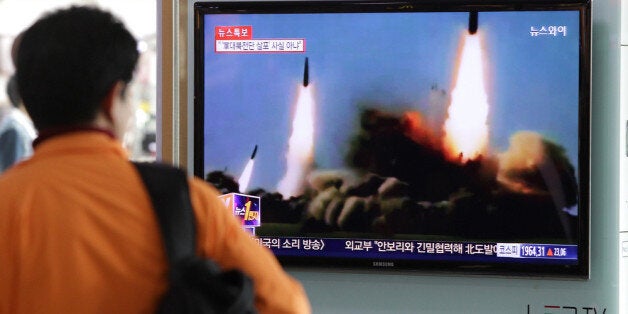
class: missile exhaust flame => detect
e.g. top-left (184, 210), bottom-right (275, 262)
top-left (442, 32), bottom-right (490, 163)
top-left (238, 159), bottom-right (255, 193)
top-left (277, 85), bottom-right (315, 198)
top-left (238, 145), bottom-right (258, 193)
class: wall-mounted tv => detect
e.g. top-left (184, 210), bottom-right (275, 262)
top-left (193, 0), bottom-right (591, 277)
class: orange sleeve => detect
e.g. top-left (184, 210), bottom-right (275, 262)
top-left (188, 178), bottom-right (311, 314)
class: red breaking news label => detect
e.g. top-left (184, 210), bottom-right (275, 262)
top-left (215, 26), bottom-right (253, 40)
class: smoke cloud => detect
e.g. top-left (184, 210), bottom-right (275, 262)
top-left (496, 131), bottom-right (578, 208)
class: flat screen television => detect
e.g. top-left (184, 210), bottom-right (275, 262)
top-left (193, 0), bottom-right (591, 277)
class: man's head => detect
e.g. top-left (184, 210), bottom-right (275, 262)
top-left (16, 6), bottom-right (139, 134)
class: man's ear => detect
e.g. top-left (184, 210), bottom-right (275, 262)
top-left (101, 81), bottom-right (125, 122)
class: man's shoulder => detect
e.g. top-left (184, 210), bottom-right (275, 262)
top-left (188, 176), bottom-right (222, 199)
top-left (187, 176), bottom-right (233, 221)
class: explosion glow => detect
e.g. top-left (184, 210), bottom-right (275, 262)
top-left (442, 32), bottom-right (490, 162)
top-left (277, 86), bottom-right (316, 198)
top-left (402, 111), bottom-right (438, 149)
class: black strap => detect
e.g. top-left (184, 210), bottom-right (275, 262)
top-left (133, 162), bottom-right (196, 266)
top-left (133, 162), bottom-right (258, 314)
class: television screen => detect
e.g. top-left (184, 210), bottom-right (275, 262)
top-left (193, 0), bottom-right (591, 277)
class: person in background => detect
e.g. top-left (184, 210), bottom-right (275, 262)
top-left (0, 31), bottom-right (35, 174)
top-left (0, 74), bottom-right (36, 173)
top-left (0, 6), bottom-right (310, 314)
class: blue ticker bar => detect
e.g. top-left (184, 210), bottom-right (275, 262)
top-left (255, 237), bottom-right (579, 264)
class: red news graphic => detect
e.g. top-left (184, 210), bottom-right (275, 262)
top-left (214, 25), bottom-right (306, 54)
top-left (215, 26), bottom-right (253, 40)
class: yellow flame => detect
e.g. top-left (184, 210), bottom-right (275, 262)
top-left (277, 86), bottom-right (315, 198)
top-left (443, 32), bottom-right (489, 162)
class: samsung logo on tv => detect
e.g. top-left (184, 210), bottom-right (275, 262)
top-left (372, 261), bottom-right (394, 267)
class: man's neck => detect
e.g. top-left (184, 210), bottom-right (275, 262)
top-left (33, 125), bottom-right (115, 148)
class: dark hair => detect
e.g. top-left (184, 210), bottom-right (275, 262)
top-left (16, 6), bottom-right (139, 130)
top-left (6, 75), bottom-right (20, 108)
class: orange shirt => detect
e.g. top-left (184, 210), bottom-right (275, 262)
top-left (0, 131), bottom-right (310, 314)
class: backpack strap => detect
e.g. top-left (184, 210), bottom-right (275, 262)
top-left (133, 162), bottom-right (258, 314)
top-left (132, 162), bottom-right (196, 266)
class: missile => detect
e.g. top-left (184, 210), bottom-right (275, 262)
top-left (469, 11), bottom-right (478, 34)
top-left (250, 144), bottom-right (258, 159)
top-left (303, 57), bottom-right (309, 87)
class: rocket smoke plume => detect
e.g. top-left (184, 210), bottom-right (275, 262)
top-left (496, 130), bottom-right (577, 203)
top-left (277, 86), bottom-right (316, 198)
top-left (238, 145), bottom-right (258, 193)
top-left (496, 130), bottom-right (579, 239)
top-left (496, 131), bottom-right (545, 193)
top-left (238, 159), bottom-right (255, 193)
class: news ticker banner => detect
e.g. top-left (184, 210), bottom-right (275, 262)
top-left (254, 237), bottom-right (579, 263)
top-left (213, 25), bottom-right (305, 53)
top-left (216, 192), bottom-right (577, 263)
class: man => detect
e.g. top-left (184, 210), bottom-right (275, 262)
top-left (0, 6), bottom-right (310, 314)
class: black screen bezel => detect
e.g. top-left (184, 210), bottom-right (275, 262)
top-left (193, 0), bottom-right (591, 278)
